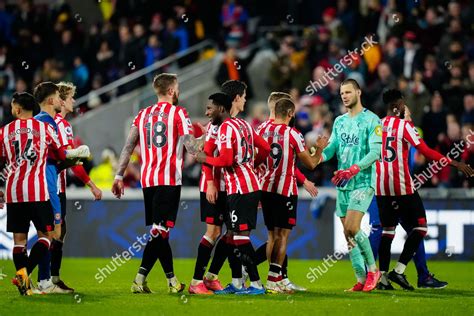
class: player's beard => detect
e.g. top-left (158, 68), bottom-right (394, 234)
top-left (173, 92), bottom-right (179, 105)
top-left (344, 96), bottom-right (358, 109)
top-left (289, 116), bottom-right (296, 127)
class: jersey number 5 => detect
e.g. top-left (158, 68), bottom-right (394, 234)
top-left (384, 136), bottom-right (396, 163)
top-left (145, 122), bottom-right (167, 148)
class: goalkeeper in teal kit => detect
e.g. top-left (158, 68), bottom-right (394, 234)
top-left (319, 79), bottom-right (382, 292)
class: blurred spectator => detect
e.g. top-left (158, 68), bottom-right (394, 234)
top-left (89, 147), bottom-right (117, 190)
top-left (221, 0), bottom-right (249, 47)
top-left (322, 7), bottom-right (348, 47)
top-left (461, 94), bottom-right (474, 125)
top-left (144, 34), bottom-right (163, 68)
top-left (215, 45), bottom-right (257, 99)
top-left (72, 57), bottom-right (89, 96)
top-left (421, 92), bottom-right (447, 148)
top-left (422, 54), bottom-right (444, 94)
top-left (399, 31), bottom-right (423, 79)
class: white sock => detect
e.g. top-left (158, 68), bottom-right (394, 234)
top-left (205, 272), bottom-right (218, 281)
top-left (394, 262), bottom-right (406, 274)
top-left (39, 278), bottom-right (52, 289)
top-left (135, 273), bottom-right (146, 284)
top-left (250, 281), bottom-right (263, 289)
top-left (191, 279), bottom-right (203, 286)
top-left (232, 278), bottom-right (242, 289)
top-left (368, 263), bottom-right (377, 273)
top-left (168, 276), bottom-right (178, 287)
top-left (357, 276), bottom-right (366, 284)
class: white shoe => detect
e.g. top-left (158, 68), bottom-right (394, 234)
top-left (281, 278), bottom-right (307, 292)
top-left (265, 281), bottom-right (287, 294)
top-left (36, 280), bottom-right (71, 294)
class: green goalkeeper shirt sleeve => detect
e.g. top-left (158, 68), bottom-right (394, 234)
top-left (355, 117), bottom-right (382, 170)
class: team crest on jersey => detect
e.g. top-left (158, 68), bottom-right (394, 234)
top-left (219, 134), bottom-right (227, 142)
top-left (212, 126), bottom-right (218, 133)
top-left (186, 118), bottom-right (192, 126)
top-left (375, 125), bottom-right (382, 136)
top-left (65, 126), bottom-right (73, 135)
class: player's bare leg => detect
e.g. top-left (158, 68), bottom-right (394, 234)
top-left (343, 211), bottom-right (380, 292)
top-left (190, 224), bottom-right (221, 294)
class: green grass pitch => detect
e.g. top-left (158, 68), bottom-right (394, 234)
top-left (0, 258), bottom-right (473, 315)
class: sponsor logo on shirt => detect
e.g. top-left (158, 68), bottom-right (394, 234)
top-left (340, 133), bottom-right (359, 145)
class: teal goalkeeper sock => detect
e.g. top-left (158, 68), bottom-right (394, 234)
top-left (349, 246), bottom-right (366, 283)
top-left (355, 230), bottom-right (377, 272)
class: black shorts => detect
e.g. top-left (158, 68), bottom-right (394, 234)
top-left (200, 191), bottom-right (227, 226)
top-left (143, 185), bottom-right (181, 228)
top-left (7, 201), bottom-right (54, 233)
top-left (227, 191), bottom-right (260, 232)
top-left (261, 191), bottom-right (298, 230)
top-left (59, 192), bottom-right (67, 224)
top-left (376, 191), bottom-right (427, 228)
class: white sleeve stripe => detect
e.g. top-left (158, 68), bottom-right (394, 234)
top-left (405, 122), bottom-right (420, 146)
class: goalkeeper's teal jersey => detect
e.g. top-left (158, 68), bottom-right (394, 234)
top-left (322, 108), bottom-right (382, 191)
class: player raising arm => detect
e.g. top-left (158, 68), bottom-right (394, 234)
top-left (376, 89), bottom-right (474, 290)
top-left (258, 97), bottom-right (327, 293)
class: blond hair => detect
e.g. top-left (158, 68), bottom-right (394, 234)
top-left (153, 73), bottom-right (178, 96)
top-left (57, 82), bottom-right (76, 101)
top-left (267, 91), bottom-right (292, 110)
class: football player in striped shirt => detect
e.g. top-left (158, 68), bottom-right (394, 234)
top-left (320, 79), bottom-right (382, 292)
top-left (189, 92), bottom-right (233, 294)
top-left (195, 80), bottom-right (271, 295)
top-left (0, 92), bottom-right (87, 295)
top-left (46, 82), bottom-right (102, 292)
top-left (113, 73), bottom-right (194, 294)
top-left (33, 82), bottom-right (91, 294)
top-left (376, 89), bottom-right (474, 290)
top-left (253, 91), bottom-right (318, 292)
top-left (259, 97), bottom-right (327, 293)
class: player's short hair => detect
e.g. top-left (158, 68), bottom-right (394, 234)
top-left (34, 81), bottom-right (59, 104)
top-left (57, 81), bottom-right (76, 101)
top-left (274, 98), bottom-right (295, 118)
top-left (340, 78), bottom-right (361, 91)
top-left (12, 92), bottom-right (37, 112)
top-left (209, 92), bottom-right (232, 112)
top-left (267, 91), bottom-right (292, 105)
top-left (221, 80), bottom-right (247, 101)
top-left (153, 73), bottom-right (178, 96)
top-left (382, 89), bottom-right (403, 111)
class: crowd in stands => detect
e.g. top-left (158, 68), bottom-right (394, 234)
top-left (1, 0), bottom-right (473, 189)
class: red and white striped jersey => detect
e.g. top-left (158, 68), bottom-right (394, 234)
top-left (256, 119), bottom-right (273, 134)
top-left (132, 102), bottom-right (193, 188)
top-left (216, 117), bottom-right (260, 194)
top-left (0, 118), bottom-right (62, 203)
top-left (259, 122), bottom-right (306, 196)
top-left (199, 123), bottom-right (225, 192)
top-left (376, 116), bottom-right (421, 196)
top-left (55, 113), bottom-right (74, 193)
